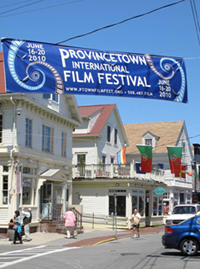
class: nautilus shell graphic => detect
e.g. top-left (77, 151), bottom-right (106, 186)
top-left (7, 40), bottom-right (64, 94)
top-left (145, 54), bottom-right (186, 102)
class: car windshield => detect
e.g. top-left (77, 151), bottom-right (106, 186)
top-left (172, 206), bottom-right (196, 214)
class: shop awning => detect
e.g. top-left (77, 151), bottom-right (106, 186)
top-left (37, 169), bottom-right (71, 189)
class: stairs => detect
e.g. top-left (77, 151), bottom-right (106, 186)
top-left (39, 207), bottom-right (83, 234)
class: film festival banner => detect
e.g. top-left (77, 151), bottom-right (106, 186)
top-left (1, 38), bottom-right (187, 103)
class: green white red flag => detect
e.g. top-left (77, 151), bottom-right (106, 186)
top-left (137, 145), bottom-right (152, 173)
top-left (167, 146), bottom-right (182, 173)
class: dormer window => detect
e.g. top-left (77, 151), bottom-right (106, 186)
top-left (142, 131), bottom-right (160, 149)
top-left (145, 139), bottom-right (152, 146)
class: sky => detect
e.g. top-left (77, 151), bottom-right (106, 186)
top-left (1, 0), bottom-right (200, 145)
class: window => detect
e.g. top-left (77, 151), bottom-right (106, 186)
top-left (22, 178), bottom-right (32, 205)
top-left (43, 94), bottom-right (59, 103)
top-left (2, 176), bottom-right (8, 204)
top-left (43, 94), bottom-right (50, 99)
top-left (111, 157), bottom-right (114, 164)
top-left (77, 154), bottom-right (86, 177)
top-left (61, 132), bottom-right (67, 157)
top-left (145, 139), bottom-right (152, 146)
top-left (132, 189), bottom-right (145, 216)
top-left (182, 141), bottom-right (186, 154)
top-left (102, 155), bottom-right (106, 164)
top-left (77, 154), bottom-right (86, 164)
top-left (0, 115), bottom-right (3, 143)
top-left (114, 129), bottom-right (118, 145)
top-left (109, 195), bottom-right (126, 217)
top-left (153, 196), bottom-right (163, 216)
top-left (25, 118), bottom-right (32, 148)
top-left (163, 192), bottom-right (170, 199)
top-left (107, 126), bottom-right (111, 142)
top-left (3, 166), bottom-right (8, 172)
top-left (180, 193), bottom-right (185, 204)
top-left (42, 125), bottom-right (54, 153)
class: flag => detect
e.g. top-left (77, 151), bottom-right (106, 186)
top-left (167, 146), bottom-right (182, 173)
top-left (135, 163), bottom-right (146, 174)
top-left (137, 145), bottom-right (152, 173)
top-left (175, 165), bottom-right (187, 178)
top-left (117, 147), bottom-right (126, 165)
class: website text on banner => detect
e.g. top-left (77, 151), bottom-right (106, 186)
top-left (1, 38), bottom-right (187, 103)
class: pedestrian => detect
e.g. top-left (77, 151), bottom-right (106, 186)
top-left (21, 207), bottom-right (32, 241)
top-left (64, 207), bottom-right (77, 239)
top-left (131, 208), bottom-right (141, 238)
top-left (12, 210), bottom-right (23, 244)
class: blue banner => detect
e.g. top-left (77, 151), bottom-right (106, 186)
top-left (1, 38), bottom-right (187, 103)
top-left (135, 163), bottom-right (146, 174)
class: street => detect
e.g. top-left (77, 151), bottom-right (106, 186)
top-left (0, 232), bottom-right (200, 269)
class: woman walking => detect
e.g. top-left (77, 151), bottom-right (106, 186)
top-left (12, 210), bottom-right (23, 244)
top-left (64, 207), bottom-right (76, 239)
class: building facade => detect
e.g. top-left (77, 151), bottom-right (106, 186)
top-left (0, 53), bottom-right (82, 232)
top-left (124, 120), bottom-right (193, 216)
top-left (72, 104), bottom-right (166, 228)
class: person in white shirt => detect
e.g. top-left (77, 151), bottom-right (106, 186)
top-left (21, 208), bottom-right (32, 241)
top-left (131, 208), bottom-right (141, 238)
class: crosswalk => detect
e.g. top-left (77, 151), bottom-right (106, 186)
top-left (0, 245), bottom-right (77, 268)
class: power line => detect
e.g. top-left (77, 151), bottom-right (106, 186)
top-left (192, 0), bottom-right (200, 32)
top-left (190, 0), bottom-right (200, 45)
top-left (0, 0), bottom-right (32, 9)
top-left (56, 0), bottom-right (185, 44)
top-left (0, 0), bottom-right (44, 16)
top-left (0, 0), bottom-right (83, 19)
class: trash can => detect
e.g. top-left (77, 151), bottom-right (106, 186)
top-left (8, 222), bottom-right (15, 241)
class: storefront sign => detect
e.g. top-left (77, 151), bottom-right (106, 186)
top-left (1, 38), bottom-right (187, 103)
top-left (154, 187), bottom-right (165, 196)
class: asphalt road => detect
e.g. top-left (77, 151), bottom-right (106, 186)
top-left (0, 232), bottom-right (199, 269)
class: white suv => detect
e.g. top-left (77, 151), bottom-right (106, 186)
top-left (164, 204), bottom-right (200, 225)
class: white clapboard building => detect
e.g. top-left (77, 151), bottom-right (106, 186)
top-left (0, 52), bottom-right (82, 233)
top-left (72, 104), bottom-right (166, 228)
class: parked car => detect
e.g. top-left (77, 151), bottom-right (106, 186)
top-left (163, 204), bottom-right (200, 225)
top-left (162, 215), bottom-right (200, 256)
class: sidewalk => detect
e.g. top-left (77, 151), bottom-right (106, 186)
top-left (0, 225), bottom-right (164, 247)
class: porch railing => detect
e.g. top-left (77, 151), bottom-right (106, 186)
top-left (40, 204), bottom-right (63, 221)
top-left (73, 163), bottom-right (165, 182)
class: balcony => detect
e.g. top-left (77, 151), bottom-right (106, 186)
top-left (72, 163), bottom-right (165, 182)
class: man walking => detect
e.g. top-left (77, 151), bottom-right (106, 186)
top-left (22, 208), bottom-right (32, 241)
top-left (131, 208), bottom-right (141, 238)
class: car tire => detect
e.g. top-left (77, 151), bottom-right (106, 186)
top-left (180, 238), bottom-right (199, 256)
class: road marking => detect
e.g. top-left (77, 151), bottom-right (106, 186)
top-left (93, 238), bottom-right (115, 246)
top-left (0, 246), bottom-right (79, 268)
top-left (0, 246), bottom-right (45, 256)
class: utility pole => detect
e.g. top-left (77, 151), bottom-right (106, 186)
top-left (114, 193), bottom-right (117, 240)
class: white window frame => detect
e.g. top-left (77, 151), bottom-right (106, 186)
top-left (43, 94), bottom-right (59, 103)
top-left (61, 132), bottom-right (67, 157)
top-left (42, 124), bottom-right (54, 153)
top-left (107, 125), bottom-right (111, 143)
top-left (131, 189), bottom-right (145, 217)
top-left (114, 128), bottom-right (118, 145)
top-left (153, 195), bottom-right (163, 216)
top-left (25, 118), bottom-right (32, 148)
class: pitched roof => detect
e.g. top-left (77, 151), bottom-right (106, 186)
top-left (74, 104), bottom-right (116, 136)
top-left (124, 121), bottom-right (184, 154)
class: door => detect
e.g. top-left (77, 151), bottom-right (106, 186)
top-left (145, 191), bottom-right (150, 226)
top-left (41, 182), bottom-right (53, 220)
